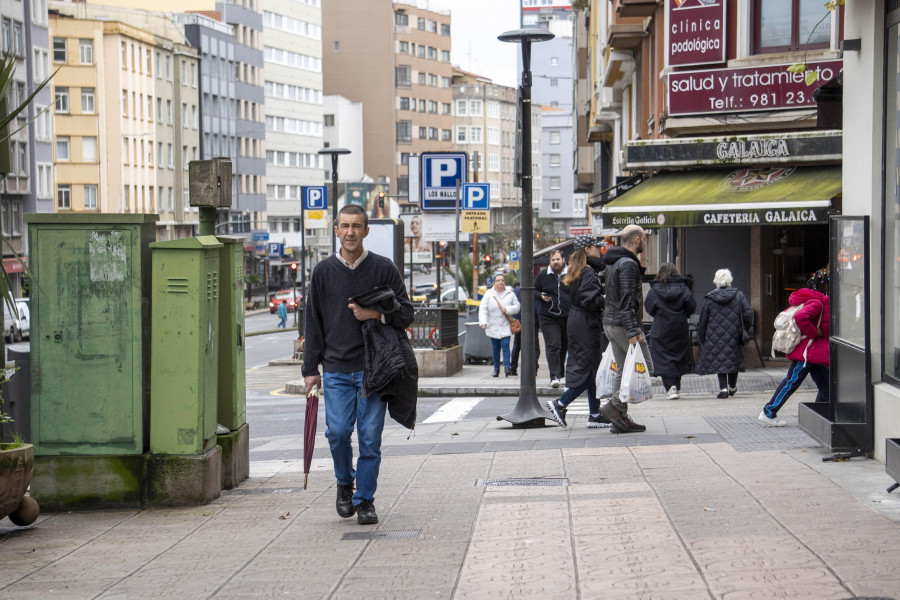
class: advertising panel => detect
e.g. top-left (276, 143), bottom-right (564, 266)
top-left (668, 0), bottom-right (726, 67)
top-left (668, 60), bottom-right (842, 116)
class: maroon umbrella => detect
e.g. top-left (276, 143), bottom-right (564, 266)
top-left (303, 386), bottom-right (319, 490)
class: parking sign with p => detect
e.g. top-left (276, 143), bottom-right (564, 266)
top-left (462, 183), bottom-right (490, 210)
top-left (304, 186), bottom-right (327, 210)
top-left (421, 152), bottom-right (467, 211)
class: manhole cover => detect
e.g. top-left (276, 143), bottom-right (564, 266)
top-left (227, 487), bottom-right (303, 495)
top-left (342, 529), bottom-right (421, 541)
top-left (476, 478), bottom-right (569, 487)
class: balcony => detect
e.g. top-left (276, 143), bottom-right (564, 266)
top-left (607, 24), bottom-right (648, 50)
top-left (615, 0), bottom-right (660, 18)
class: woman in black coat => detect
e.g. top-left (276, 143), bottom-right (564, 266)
top-left (645, 263), bottom-right (696, 399)
top-left (546, 234), bottom-right (608, 429)
top-left (696, 268), bottom-right (754, 398)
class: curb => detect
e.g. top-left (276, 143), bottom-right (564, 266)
top-left (246, 329), bottom-right (297, 337)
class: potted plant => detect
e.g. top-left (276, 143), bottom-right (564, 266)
top-left (0, 48), bottom-right (53, 527)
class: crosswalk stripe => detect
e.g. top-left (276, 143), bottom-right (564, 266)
top-left (423, 397), bottom-right (484, 423)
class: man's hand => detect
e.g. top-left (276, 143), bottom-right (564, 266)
top-left (304, 374), bottom-right (321, 397)
top-left (541, 293), bottom-right (551, 303)
top-left (348, 302), bottom-right (381, 322)
top-left (628, 333), bottom-right (643, 345)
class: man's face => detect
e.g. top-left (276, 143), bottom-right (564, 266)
top-left (549, 253), bottom-right (564, 272)
top-left (634, 234), bottom-right (645, 255)
top-left (334, 213), bottom-right (368, 254)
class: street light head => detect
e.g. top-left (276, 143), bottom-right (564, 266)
top-left (497, 29), bottom-right (555, 44)
top-left (317, 147), bottom-right (351, 156)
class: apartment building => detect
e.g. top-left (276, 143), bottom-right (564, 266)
top-left (48, 8), bottom-right (200, 241)
top-left (322, 0), bottom-right (454, 203)
top-left (450, 67), bottom-right (520, 229)
top-left (261, 0), bottom-right (324, 260)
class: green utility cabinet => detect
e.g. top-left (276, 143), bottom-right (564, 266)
top-left (216, 236), bottom-right (246, 431)
top-left (26, 214), bottom-right (157, 456)
top-left (149, 236), bottom-right (222, 455)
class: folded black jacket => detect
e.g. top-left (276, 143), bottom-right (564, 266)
top-left (350, 285), bottom-right (418, 430)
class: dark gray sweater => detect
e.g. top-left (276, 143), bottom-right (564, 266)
top-left (301, 252), bottom-right (414, 377)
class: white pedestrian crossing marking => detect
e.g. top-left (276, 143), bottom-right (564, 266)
top-left (423, 397), bottom-right (484, 423)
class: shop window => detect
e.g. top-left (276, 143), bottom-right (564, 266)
top-left (751, 0), bottom-right (832, 54)
top-left (883, 21), bottom-right (900, 380)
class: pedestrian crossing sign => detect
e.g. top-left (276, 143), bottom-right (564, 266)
top-left (461, 211), bottom-right (490, 233)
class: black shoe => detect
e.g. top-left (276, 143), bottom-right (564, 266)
top-left (546, 399), bottom-right (568, 428)
top-left (505, 368), bottom-right (512, 377)
top-left (509, 368), bottom-right (517, 376)
top-left (716, 389), bottom-right (729, 399)
top-left (336, 483), bottom-right (356, 518)
top-left (610, 411), bottom-right (647, 433)
top-left (599, 402), bottom-right (626, 430)
top-left (492, 370), bottom-right (499, 378)
top-left (356, 500), bottom-right (378, 525)
top-left (728, 387), bottom-right (737, 397)
top-left (586, 413), bottom-right (612, 429)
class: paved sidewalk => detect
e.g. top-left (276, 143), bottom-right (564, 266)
top-left (3, 364), bottom-right (898, 599)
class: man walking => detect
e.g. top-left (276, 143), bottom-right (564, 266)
top-left (302, 204), bottom-right (414, 525)
top-left (600, 224), bottom-right (652, 433)
top-left (535, 249), bottom-right (570, 387)
top-left (276, 299), bottom-right (288, 328)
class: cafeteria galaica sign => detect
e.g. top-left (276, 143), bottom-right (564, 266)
top-left (608, 208), bottom-right (826, 229)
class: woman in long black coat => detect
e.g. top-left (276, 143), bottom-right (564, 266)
top-left (645, 263), bottom-right (696, 400)
top-left (546, 234), bottom-right (608, 429)
top-left (696, 268), bottom-right (754, 398)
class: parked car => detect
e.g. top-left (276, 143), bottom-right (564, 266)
top-left (268, 290), bottom-right (302, 313)
top-left (3, 299), bottom-right (30, 343)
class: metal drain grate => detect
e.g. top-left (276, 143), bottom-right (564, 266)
top-left (476, 478), bottom-right (569, 487)
top-left (341, 529), bottom-right (421, 541)
top-left (227, 487), bottom-right (303, 495)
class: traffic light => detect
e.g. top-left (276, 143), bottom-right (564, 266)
top-left (483, 255), bottom-right (492, 269)
top-left (290, 262), bottom-right (298, 280)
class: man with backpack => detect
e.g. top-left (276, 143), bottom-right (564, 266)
top-left (758, 267), bottom-right (830, 427)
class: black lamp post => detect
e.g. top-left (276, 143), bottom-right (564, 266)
top-left (497, 28), bottom-right (554, 428)
top-left (317, 147), bottom-right (351, 254)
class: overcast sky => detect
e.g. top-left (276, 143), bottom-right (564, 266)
top-left (427, 0), bottom-right (522, 87)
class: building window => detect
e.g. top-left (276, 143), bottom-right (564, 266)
top-left (428, 47), bottom-right (437, 60)
top-left (417, 17), bottom-right (426, 30)
top-left (427, 20), bottom-right (437, 33)
top-left (456, 126), bottom-right (466, 143)
top-left (54, 87), bottom-right (69, 113)
top-left (550, 154), bottom-right (561, 167)
top-left (441, 129), bottom-right (451, 142)
top-left (469, 126), bottom-right (482, 143)
top-left (80, 87), bottom-right (95, 113)
top-left (549, 130), bottom-right (560, 144)
top-left (418, 72), bottom-right (426, 85)
top-left (400, 97), bottom-right (410, 110)
top-left (52, 37), bottom-right (66, 62)
top-left (550, 57), bottom-right (558, 66)
top-left (550, 200), bottom-right (560, 212)
top-left (488, 127), bottom-right (499, 145)
top-left (399, 41), bottom-right (409, 53)
top-left (428, 100), bottom-right (437, 113)
top-left (549, 177), bottom-right (561, 190)
top-left (56, 136), bottom-right (70, 161)
top-left (57, 184), bottom-right (71, 209)
top-left (441, 50), bottom-right (450, 62)
top-left (550, 78), bottom-right (558, 87)
top-left (79, 39), bottom-right (93, 64)
top-left (488, 154), bottom-right (499, 172)
top-left (83, 185), bottom-right (98, 210)
top-left (442, 102), bottom-right (451, 115)
top-left (419, 99), bottom-right (426, 112)
top-left (441, 77), bottom-right (451, 88)
top-left (396, 65), bottom-right (411, 88)
top-left (428, 74), bottom-right (438, 86)
top-left (752, 0), bottom-right (832, 54)
top-left (418, 126), bottom-right (427, 139)
top-left (469, 99), bottom-right (483, 116)
top-left (456, 99), bottom-right (467, 116)
top-left (82, 136), bottom-right (97, 162)
top-left (441, 23), bottom-right (450, 36)
top-left (324, 114), bottom-right (335, 126)
top-left (333, 41), bottom-right (339, 52)
top-left (395, 12), bottom-right (408, 26)
top-left (428, 127), bottom-right (437, 140)
top-left (396, 120), bottom-right (412, 143)
top-left (401, 152), bottom-right (410, 165)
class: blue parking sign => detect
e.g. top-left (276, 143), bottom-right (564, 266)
top-left (462, 183), bottom-right (490, 210)
top-left (421, 152), bottom-right (467, 211)
top-left (304, 186), bottom-right (327, 210)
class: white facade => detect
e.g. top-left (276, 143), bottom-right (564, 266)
top-left (323, 95), bottom-right (363, 181)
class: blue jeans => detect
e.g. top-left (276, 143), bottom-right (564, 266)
top-left (762, 361), bottom-right (829, 418)
top-left (557, 375), bottom-right (599, 414)
top-left (277, 317), bottom-right (286, 328)
top-left (490, 336), bottom-right (511, 370)
top-left (322, 371), bottom-right (387, 505)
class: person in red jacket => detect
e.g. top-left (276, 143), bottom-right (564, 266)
top-left (758, 267), bottom-right (829, 427)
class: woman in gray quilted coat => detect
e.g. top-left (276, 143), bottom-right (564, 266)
top-left (696, 268), bottom-right (754, 398)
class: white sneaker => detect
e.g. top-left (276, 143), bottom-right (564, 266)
top-left (667, 386), bottom-right (680, 400)
top-left (551, 378), bottom-right (561, 388)
top-left (758, 411), bottom-right (787, 427)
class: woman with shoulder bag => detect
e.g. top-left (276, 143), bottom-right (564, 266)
top-left (478, 276), bottom-right (521, 377)
top-left (546, 235), bottom-right (610, 429)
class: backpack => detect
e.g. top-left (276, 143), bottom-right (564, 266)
top-left (771, 301), bottom-right (822, 364)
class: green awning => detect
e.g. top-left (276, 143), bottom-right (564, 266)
top-left (602, 166), bottom-right (841, 228)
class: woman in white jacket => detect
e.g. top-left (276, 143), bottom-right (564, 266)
top-left (479, 276), bottom-right (521, 377)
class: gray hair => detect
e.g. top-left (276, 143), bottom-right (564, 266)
top-left (713, 268), bottom-right (733, 288)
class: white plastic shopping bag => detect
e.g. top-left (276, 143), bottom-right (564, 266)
top-left (619, 343), bottom-right (653, 404)
top-left (595, 344), bottom-right (618, 397)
